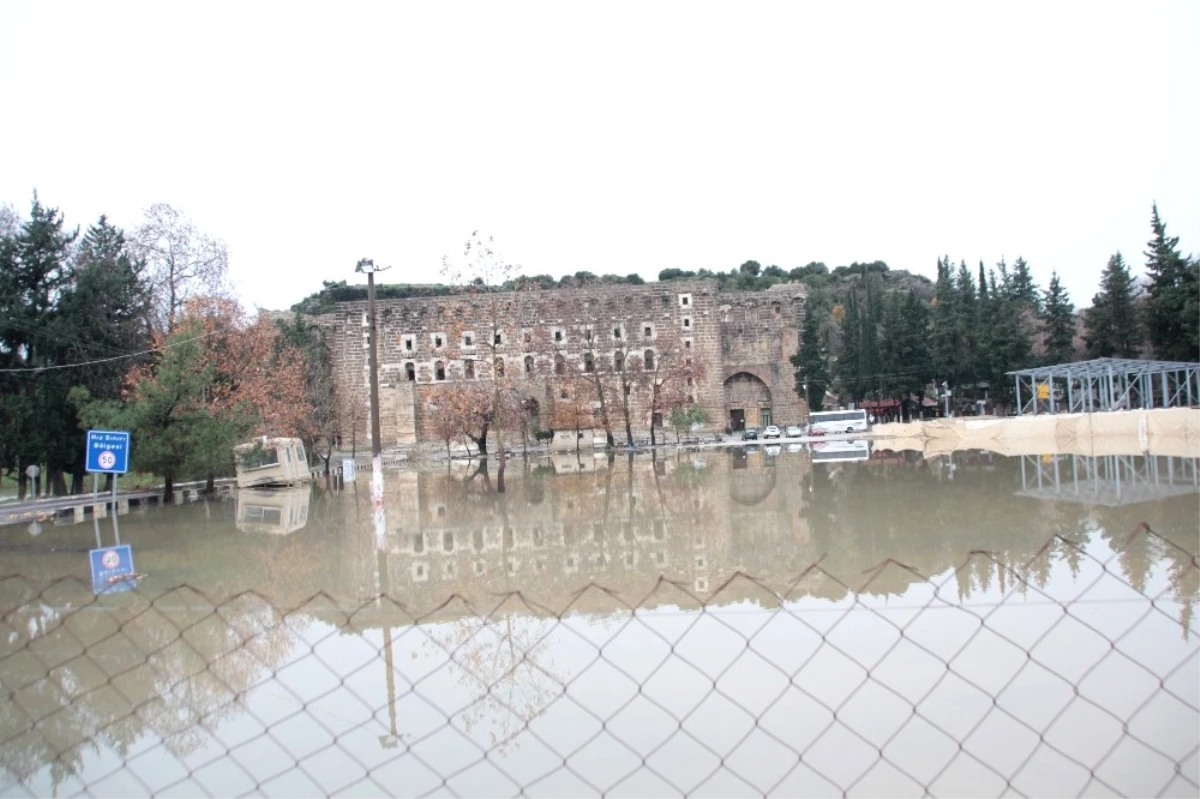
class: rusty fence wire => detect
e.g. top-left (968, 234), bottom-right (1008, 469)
top-left (1, 525), bottom-right (1197, 798)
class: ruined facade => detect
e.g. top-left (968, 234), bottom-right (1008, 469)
top-left (319, 279), bottom-right (808, 449)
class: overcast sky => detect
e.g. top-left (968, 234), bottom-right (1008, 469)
top-left (2, 1), bottom-right (1196, 313)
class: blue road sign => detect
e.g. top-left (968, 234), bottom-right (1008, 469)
top-left (89, 544), bottom-right (138, 594)
top-left (86, 430), bottom-right (130, 474)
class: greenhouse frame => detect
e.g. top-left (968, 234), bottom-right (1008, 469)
top-left (1007, 357), bottom-right (1200, 416)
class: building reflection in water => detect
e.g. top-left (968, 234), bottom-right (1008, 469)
top-left (1, 448), bottom-right (1197, 795)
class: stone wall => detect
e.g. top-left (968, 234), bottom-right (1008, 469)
top-left (319, 279), bottom-right (808, 448)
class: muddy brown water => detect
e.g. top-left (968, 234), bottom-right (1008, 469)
top-left (2, 447), bottom-right (1197, 797)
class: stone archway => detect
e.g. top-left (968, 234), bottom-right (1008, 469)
top-left (724, 372), bottom-right (772, 431)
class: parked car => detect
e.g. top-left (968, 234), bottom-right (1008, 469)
top-left (784, 424), bottom-right (803, 438)
top-left (742, 428), bottom-right (759, 440)
top-left (762, 425), bottom-right (781, 439)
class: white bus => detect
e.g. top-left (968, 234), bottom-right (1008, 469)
top-left (807, 409), bottom-right (870, 436)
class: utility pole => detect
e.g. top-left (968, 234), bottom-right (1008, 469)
top-left (356, 258), bottom-right (391, 517)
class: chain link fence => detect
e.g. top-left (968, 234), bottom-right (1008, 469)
top-left (1, 524), bottom-right (1197, 797)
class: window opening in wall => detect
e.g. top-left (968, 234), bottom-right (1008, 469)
top-left (495, 357), bottom-right (505, 377)
top-left (644, 325), bottom-right (652, 338)
top-left (624, 383), bottom-right (631, 396)
top-left (555, 354), bottom-right (566, 375)
top-left (613, 327), bottom-right (621, 339)
top-left (685, 339), bottom-right (692, 349)
top-left (614, 351), bottom-right (624, 372)
top-left (661, 295), bottom-right (669, 306)
top-left (404, 337), bottom-right (414, 351)
top-left (523, 331), bottom-right (532, 344)
top-left (434, 334), bottom-right (443, 348)
top-left (495, 332), bottom-right (502, 345)
top-left (405, 362), bottom-right (415, 381)
top-left (464, 333), bottom-right (473, 346)
top-left (583, 353), bottom-right (595, 373)
top-left (683, 317), bottom-right (692, 329)
top-left (464, 360), bottom-right (475, 379)
top-left (774, 304), bottom-right (781, 315)
top-left (412, 535), bottom-right (424, 553)
top-left (554, 330), bottom-right (563, 342)
top-left (644, 350), bottom-right (655, 370)
top-left (583, 328), bottom-right (592, 341)
top-left (680, 294), bottom-right (691, 306)
top-left (560, 388), bottom-right (569, 399)
top-left (524, 355), bottom-right (534, 374)
top-left (435, 361), bottom-right (446, 381)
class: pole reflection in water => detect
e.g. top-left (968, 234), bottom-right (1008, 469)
top-left (0, 448), bottom-right (1196, 797)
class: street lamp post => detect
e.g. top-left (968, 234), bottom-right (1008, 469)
top-left (356, 258), bottom-right (391, 515)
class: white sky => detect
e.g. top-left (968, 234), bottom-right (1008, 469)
top-left (2, 1), bottom-right (1197, 313)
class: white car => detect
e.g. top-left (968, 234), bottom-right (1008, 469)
top-left (784, 424), bottom-right (803, 438)
top-left (762, 425), bottom-right (781, 439)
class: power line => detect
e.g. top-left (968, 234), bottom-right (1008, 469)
top-left (0, 330), bottom-right (217, 374)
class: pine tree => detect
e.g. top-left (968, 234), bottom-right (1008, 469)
top-left (791, 300), bottom-right (829, 412)
top-left (1041, 271), bottom-right (1076, 364)
top-left (1084, 252), bottom-right (1141, 358)
top-left (1143, 203), bottom-right (1199, 361)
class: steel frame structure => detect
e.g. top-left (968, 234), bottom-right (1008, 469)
top-left (1008, 358), bottom-right (1200, 416)
top-left (1017, 452), bottom-right (1199, 506)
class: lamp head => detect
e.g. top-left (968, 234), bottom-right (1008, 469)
top-left (355, 258), bottom-right (375, 274)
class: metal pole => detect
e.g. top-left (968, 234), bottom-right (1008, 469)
top-left (367, 271), bottom-right (383, 466)
top-left (111, 473), bottom-right (120, 546)
top-left (365, 268), bottom-right (386, 521)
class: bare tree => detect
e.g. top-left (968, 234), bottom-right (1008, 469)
top-left (441, 232), bottom-right (535, 492)
top-left (131, 203), bottom-right (230, 334)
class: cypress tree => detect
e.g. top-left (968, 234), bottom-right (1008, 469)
top-left (839, 291), bottom-right (862, 401)
top-left (930, 256), bottom-right (959, 387)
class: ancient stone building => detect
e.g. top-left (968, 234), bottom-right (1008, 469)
top-left (319, 279), bottom-right (808, 449)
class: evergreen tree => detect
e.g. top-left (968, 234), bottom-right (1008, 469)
top-left (791, 300), bottom-right (829, 412)
top-left (930, 256), bottom-right (960, 388)
top-left (878, 290), bottom-right (931, 398)
top-left (1084, 252), bottom-right (1141, 358)
top-left (954, 261), bottom-right (978, 386)
top-left (1142, 203), bottom-right (1199, 361)
top-left (55, 217), bottom-right (152, 399)
top-left (839, 291), bottom-right (862, 400)
top-left (1041, 271), bottom-right (1076, 364)
top-left (975, 261), bottom-right (993, 391)
top-left (1011, 257), bottom-right (1040, 311)
top-left (858, 276), bottom-right (883, 397)
top-left (0, 195), bottom-right (80, 495)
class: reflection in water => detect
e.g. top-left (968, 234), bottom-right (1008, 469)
top-left (1, 450), bottom-right (1197, 796)
top-left (235, 486), bottom-right (312, 535)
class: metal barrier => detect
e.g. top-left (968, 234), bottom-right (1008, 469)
top-left (1, 525), bottom-right (1196, 797)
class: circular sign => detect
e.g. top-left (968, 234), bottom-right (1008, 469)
top-left (25, 465), bottom-right (39, 479)
top-left (101, 550), bottom-right (121, 569)
top-left (98, 450), bottom-right (116, 470)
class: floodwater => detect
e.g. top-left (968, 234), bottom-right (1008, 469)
top-left (1, 446), bottom-right (1198, 798)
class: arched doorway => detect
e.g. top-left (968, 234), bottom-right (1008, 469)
top-left (724, 372), bottom-right (772, 431)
